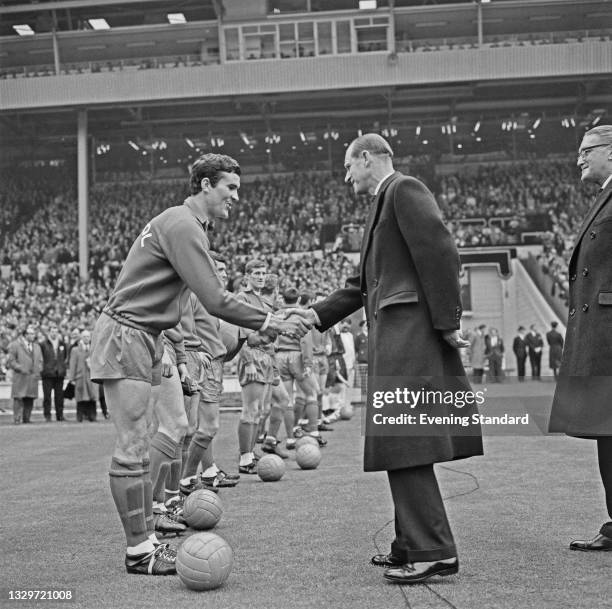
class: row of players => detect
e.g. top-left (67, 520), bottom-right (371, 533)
top-left (148, 255), bottom-right (346, 541)
top-left (89, 153), bottom-right (339, 576)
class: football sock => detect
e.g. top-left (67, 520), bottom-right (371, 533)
top-left (184, 431), bottom-right (213, 478)
top-left (294, 396), bottom-right (306, 425)
top-left (165, 444), bottom-right (182, 503)
top-left (109, 457), bottom-right (147, 548)
top-left (305, 399), bottom-right (318, 433)
top-left (180, 434), bottom-right (193, 476)
top-left (238, 420), bottom-right (252, 455)
top-left (142, 457), bottom-right (154, 536)
top-left (200, 439), bottom-right (215, 472)
top-left (149, 432), bottom-right (177, 504)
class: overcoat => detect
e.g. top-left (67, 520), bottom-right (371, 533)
top-left (7, 338), bottom-right (42, 398)
top-left (549, 182), bottom-right (612, 436)
top-left (546, 329), bottom-right (564, 369)
top-left (68, 343), bottom-right (97, 402)
top-left (313, 172), bottom-right (483, 471)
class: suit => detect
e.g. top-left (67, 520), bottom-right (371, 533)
top-left (470, 331), bottom-right (487, 383)
top-left (40, 337), bottom-right (67, 420)
top-left (485, 335), bottom-right (504, 382)
top-left (313, 171), bottom-right (482, 562)
top-left (512, 335), bottom-right (528, 381)
top-left (7, 337), bottom-right (42, 423)
top-left (525, 331), bottom-right (543, 379)
top-left (549, 178), bottom-right (612, 534)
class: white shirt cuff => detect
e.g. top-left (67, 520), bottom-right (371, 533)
top-left (260, 312), bottom-right (272, 332)
top-left (310, 309), bottom-right (321, 326)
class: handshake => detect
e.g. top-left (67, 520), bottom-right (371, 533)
top-left (265, 308), bottom-right (318, 339)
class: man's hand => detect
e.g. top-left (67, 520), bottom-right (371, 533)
top-left (268, 313), bottom-right (312, 338)
top-left (278, 308), bottom-right (319, 326)
top-left (198, 352), bottom-right (212, 371)
top-left (302, 365), bottom-right (313, 378)
top-left (177, 362), bottom-right (188, 383)
top-left (245, 362), bottom-right (258, 383)
top-left (247, 330), bottom-right (277, 348)
top-left (442, 330), bottom-right (470, 349)
top-left (161, 349), bottom-right (174, 378)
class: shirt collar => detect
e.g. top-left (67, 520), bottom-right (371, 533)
top-left (374, 171), bottom-right (395, 196)
top-left (184, 197), bottom-right (212, 230)
top-left (602, 174), bottom-right (612, 190)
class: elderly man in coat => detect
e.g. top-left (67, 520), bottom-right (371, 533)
top-left (7, 325), bottom-right (42, 424)
top-left (294, 134), bottom-right (483, 584)
top-left (68, 329), bottom-right (98, 422)
top-left (549, 124), bottom-right (612, 551)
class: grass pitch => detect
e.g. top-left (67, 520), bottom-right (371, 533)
top-left (2, 380), bottom-right (611, 609)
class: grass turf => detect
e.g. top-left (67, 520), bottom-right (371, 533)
top-left (2, 380), bottom-right (611, 609)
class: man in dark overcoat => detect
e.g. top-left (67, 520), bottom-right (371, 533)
top-left (545, 321), bottom-right (564, 380)
top-left (296, 134), bottom-right (483, 584)
top-left (549, 124), bottom-right (612, 551)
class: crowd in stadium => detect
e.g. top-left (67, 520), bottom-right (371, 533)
top-left (0, 156), bottom-right (594, 379)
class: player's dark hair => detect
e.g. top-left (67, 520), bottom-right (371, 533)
top-left (244, 259), bottom-right (267, 274)
top-left (299, 292), bottom-right (313, 307)
top-left (209, 251), bottom-right (226, 265)
top-left (189, 153), bottom-right (241, 194)
top-left (283, 287), bottom-right (299, 304)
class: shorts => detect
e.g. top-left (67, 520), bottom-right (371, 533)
top-left (276, 350), bottom-right (307, 382)
top-left (185, 350), bottom-right (202, 381)
top-left (237, 347), bottom-right (274, 386)
top-left (313, 354), bottom-right (329, 378)
top-left (199, 357), bottom-right (224, 403)
top-left (91, 312), bottom-right (163, 386)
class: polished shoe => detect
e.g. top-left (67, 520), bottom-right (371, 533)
top-left (125, 544), bottom-right (176, 575)
top-left (383, 558), bottom-right (459, 584)
top-left (371, 552), bottom-right (406, 568)
top-left (570, 533), bottom-right (612, 552)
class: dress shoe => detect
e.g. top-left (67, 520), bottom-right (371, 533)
top-left (371, 552), bottom-right (406, 567)
top-left (383, 558), bottom-right (459, 584)
top-left (570, 533), bottom-right (612, 552)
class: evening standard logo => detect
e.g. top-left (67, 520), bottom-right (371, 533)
top-left (372, 388), bottom-right (485, 409)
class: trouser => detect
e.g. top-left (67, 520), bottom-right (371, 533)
top-left (387, 465), bottom-right (457, 562)
top-left (13, 397), bottom-right (34, 424)
top-left (516, 355), bottom-right (526, 380)
top-left (77, 400), bottom-right (97, 422)
top-left (42, 376), bottom-right (65, 420)
top-left (529, 352), bottom-right (541, 379)
top-left (597, 437), bottom-right (612, 535)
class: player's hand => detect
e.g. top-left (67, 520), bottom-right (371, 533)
top-left (198, 352), bottom-right (212, 370)
top-left (442, 330), bottom-right (470, 349)
top-left (161, 349), bottom-right (174, 378)
top-left (245, 362), bottom-right (258, 383)
top-left (303, 365), bottom-right (313, 378)
top-left (279, 308), bottom-right (318, 326)
top-left (268, 313), bottom-right (311, 339)
top-left (177, 362), bottom-right (188, 383)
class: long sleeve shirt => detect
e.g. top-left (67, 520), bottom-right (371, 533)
top-left (105, 200), bottom-right (268, 333)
